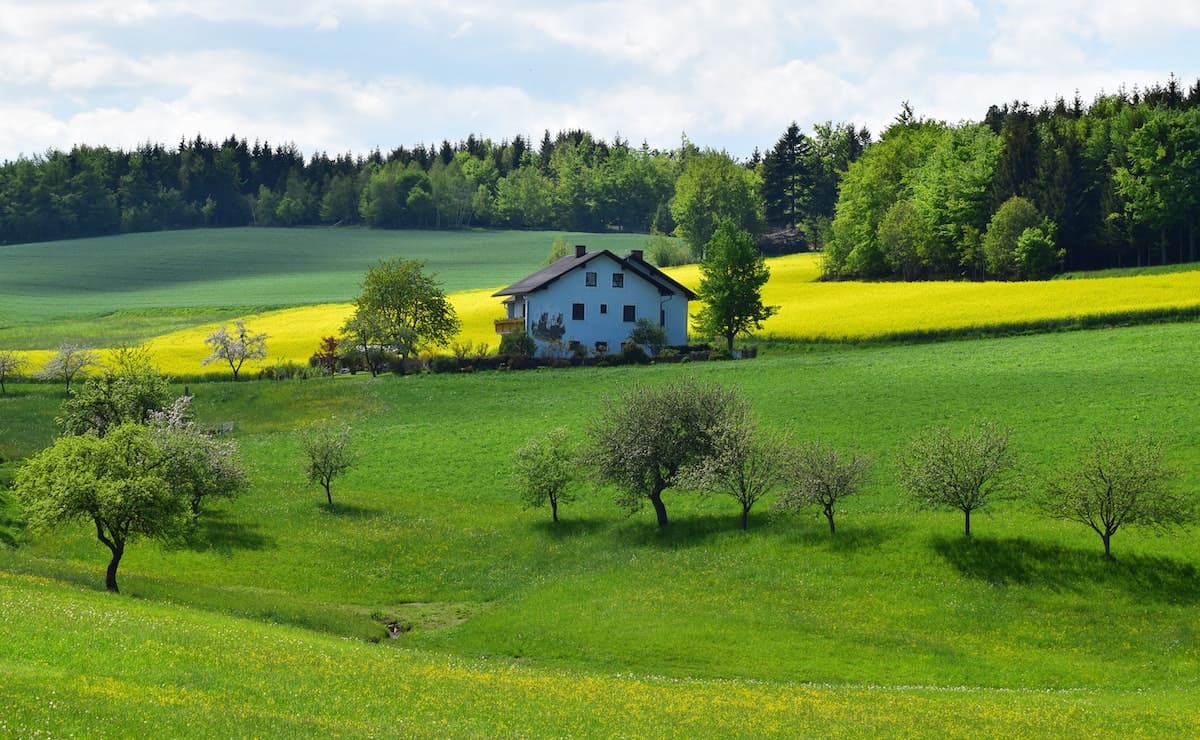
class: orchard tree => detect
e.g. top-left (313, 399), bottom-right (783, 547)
top-left (0, 349), bottom-right (26, 395)
top-left (150, 396), bottom-right (247, 516)
top-left (511, 427), bottom-right (577, 523)
top-left (677, 411), bottom-right (787, 529)
top-left (346, 257), bottom-right (460, 360)
top-left (898, 421), bottom-right (1013, 537)
top-left (589, 379), bottom-right (744, 528)
top-left (39, 343), bottom-right (99, 394)
top-left (60, 345), bottom-right (172, 437)
top-left (300, 418), bottom-right (355, 505)
top-left (693, 221), bottom-right (778, 353)
top-left (777, 441), bottom-right (871, 534)
top-left (202, 321), bottom-right (267, 380)
top-left (1042, 434), bottom-right (1195, 558)
top-left (13, 423), bottom-right (189, 593)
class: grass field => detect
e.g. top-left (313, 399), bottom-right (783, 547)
top-left (3, 228), bottom-right (1200, 734)
top-left (3, 321), bottom-right (1200, 734)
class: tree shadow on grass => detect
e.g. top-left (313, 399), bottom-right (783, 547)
top-left (318, 501), bottom-right (384, 518)
top-left (181, 509), bottom-right (275, 555)
top-left (787, 521), bottom-right (897, 552)
top-left (619, 513), bottom-right (765, 549)
top-left (931, 535), bottom-right (1200, 604)
top-left (530, 516), bottom-right (610, 539)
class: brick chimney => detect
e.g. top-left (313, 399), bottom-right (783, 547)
top-left (629, 249), bottom-right (644, 262)
top-left (574, 244), bottom-right (587, 258)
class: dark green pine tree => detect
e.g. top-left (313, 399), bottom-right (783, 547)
top-left (761, 122), bottom-right (811, 230)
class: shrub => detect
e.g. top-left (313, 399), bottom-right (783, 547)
top-left (620, 341), bottom-right (650, 365)
top-left (431, 356), bottom-right (460, 374)
top-left (500, 331), bottom-right (536, 358)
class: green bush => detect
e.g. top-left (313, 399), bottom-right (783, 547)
top-left (499, 331), bottom-right (536, 358)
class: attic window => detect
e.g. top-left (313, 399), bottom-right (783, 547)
top-left (612, 273), bottom-right (624, 288)
top-left (585, 271), bottom-right (597, 287)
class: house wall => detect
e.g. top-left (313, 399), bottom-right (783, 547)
top-left (521, 254), bottom-right (688, 355)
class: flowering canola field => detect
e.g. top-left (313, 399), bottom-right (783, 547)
top-left (14, 254), bottom-right (1200, 377)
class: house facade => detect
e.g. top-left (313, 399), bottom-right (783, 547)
top-left (493, 245), bottom-right (696, 356)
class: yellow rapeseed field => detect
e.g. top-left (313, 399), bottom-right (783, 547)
top-left (12, 253), bottom-right (1200, 377)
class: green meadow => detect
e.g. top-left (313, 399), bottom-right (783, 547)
top-left (2, 314), bottom-right (1199, 734)
top-left (2, 228), bottom-right (1200, 735)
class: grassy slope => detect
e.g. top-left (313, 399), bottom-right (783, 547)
top-left (0, 228), bottom-right (651, 348)
top-left (3, 324), bottom-right (1199, 734)
top-left (4, 571), bottom-right (1195, 738)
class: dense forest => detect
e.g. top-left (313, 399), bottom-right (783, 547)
top-left (1, 76), bottom-right (1198, 279)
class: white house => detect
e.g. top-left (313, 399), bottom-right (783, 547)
top-left (493, 245), bottom-right (696, 356)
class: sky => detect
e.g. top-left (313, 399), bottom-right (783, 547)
top-left (1, 0), bottom-right (1197, 163)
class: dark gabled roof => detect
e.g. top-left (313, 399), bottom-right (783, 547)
top-left (492, 249), bottom-right (697, 300)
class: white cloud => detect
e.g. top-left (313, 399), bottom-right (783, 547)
top-left (0, 1), bottom-right (1195, 161)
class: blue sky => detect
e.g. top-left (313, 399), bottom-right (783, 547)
top-left (1, 0), bottom-right (1197, 162)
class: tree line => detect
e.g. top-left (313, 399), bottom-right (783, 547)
top-left (515, 379), bottom-right (1195, 558)
top-left (0, 121), bottom-right (862, 258)
top-left (825, 76), bottom-right (1200, 279)
top-left (2, 76), bottom-right (1198, 277)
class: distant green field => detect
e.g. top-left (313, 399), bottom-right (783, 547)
top-left (0, 228), bottom-right (652, 347)
top-left (3, 324), bottom-right (1199, 733)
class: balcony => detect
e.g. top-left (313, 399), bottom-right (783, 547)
top-left (494, 317), bottom-right (526, 335)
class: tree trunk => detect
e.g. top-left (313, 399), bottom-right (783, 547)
top-left (963, 508), bottom-right (971, 537)
top-left (551, 497), bottom-right (559, 523)
top-left (325, 483), bottom-right (333, 505)
top-left (725, 334), bottom-right (735, 354)
top-left (648, 489), bottom-right (669, 528)
top-left (740, 505), bottom-right (749, 530)
top-left (105, 545), bottom-right (124, 593)
top-left (825, 505), bottom-right (836, 534)
top-left (1103, 532), bottom-right (1112, 559)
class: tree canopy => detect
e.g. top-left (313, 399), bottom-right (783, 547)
top-left (589, 379), bottom-right (745, 528)
top-left (13, 423), bottom-right (190, 592)
top-left (344, 257), bottom-right (460, 363)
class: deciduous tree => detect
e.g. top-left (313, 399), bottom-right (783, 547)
top-left (1042, 434), bottom-right (1194, 558)
top-left (300, 418), bottom-right (355, 505)
top-left (39, 343), bottom-right (99, 394)
top-left (59, 345), bottom-right (172, 436)
top-left (0, 350), bottom-right (26, 395)
top-left (693, 221), bottom-right (778, 353)
top-left (677, 412), bottom-right (787, 529)
top-left (13, 423), bottom-right (189, 592)
top-left (150, 396), bottom-right (247, 517)
top-left (202, 321), bottom-right (267, 381)
top-left (777, 441), bottom-right (870, 534)
top-left (670, 150), bottom-right (763, 259)
top-left (345, 258), bottom-right (460, 361)
top-left (898, 421), bottom-right (1013, 537)
top-left (511, 427), bottom-right (577, 523)
top-left (589, 379), bottom-right (744, 528)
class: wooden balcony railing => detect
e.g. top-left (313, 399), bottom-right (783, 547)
top-left (494, 317), bottom-right (526, 335)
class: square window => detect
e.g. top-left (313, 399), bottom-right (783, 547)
top-left (599, 303), bottom-right (608, 314)
top-left (623, 305), bottom-right (636, 322)
top-left (585, 271), bottom-right (597, 287)
top-left (572, 303), bottom-right (585, 321)
top-left (612, 273), bottom-right (624, 288)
